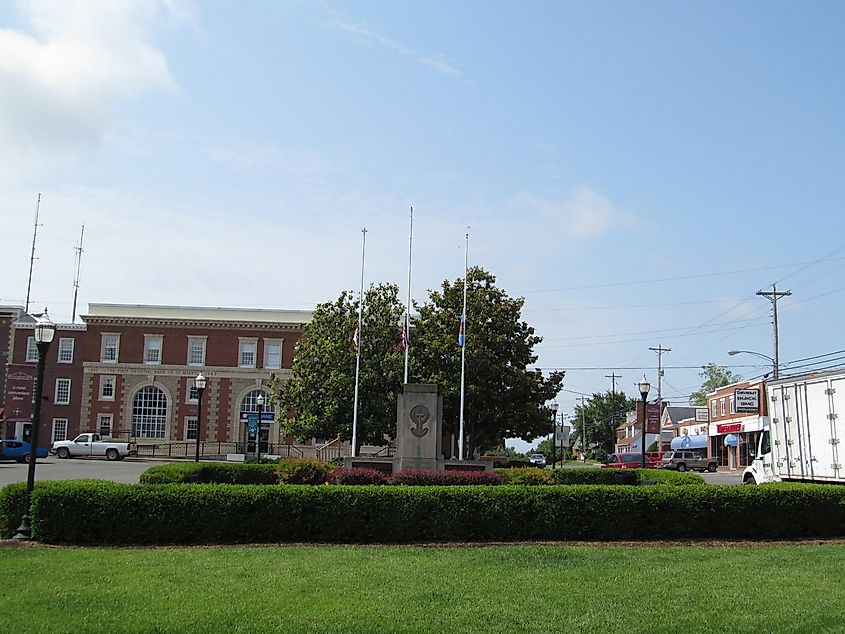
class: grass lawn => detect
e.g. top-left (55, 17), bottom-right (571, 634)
top-left (2, 543), bottom-right (844, 633)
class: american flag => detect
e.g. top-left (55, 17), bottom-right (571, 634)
top-left (401, 319), bottom-right (408, 351)
top-left (458, 313), bottom-right (465, 347)
top-left (353, 325), bottom-right (360, 349)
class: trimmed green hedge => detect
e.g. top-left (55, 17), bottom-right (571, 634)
top-left (139, 462), bottom-right (279, 485)
top-left (15, 481), bottom-right (845, 544)
top-left (495, 468), bottom-right (705, 486)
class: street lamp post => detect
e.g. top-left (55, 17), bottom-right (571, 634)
top-left (256, 393), bottom-right (265, 463)
top-left (550, 401), bottom-right (559, 469)
top-left (14, 311), bottom-right (56, 541)
top-left (638, 376), bottom-right (651, 469)
top-left (728, 349), bottom-right (777, 379)
top-left (194, 372), bottom-right (206, 463)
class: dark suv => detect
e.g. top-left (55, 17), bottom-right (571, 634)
top-left (660, 450), bottom-right (717, 472)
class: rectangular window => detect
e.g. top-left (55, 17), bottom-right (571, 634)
top-left (720, 398), bottom-right (726, 417)
top-left (98, 414), bottom-right (113, 437)
top-left (711, 399), bottom-right (717, 418)
top-left (187, 383), bottom-right (199, 403)
top-left (99, 375), bottom-right (115, 401)
top-left (144, 336), bottom-right (163, 365)
top-left (57, 338), bottom-right (75, 363)
top-left (101, 335), bottom-right (119, 363)
top-left (239, 339), bottom-right (257, 368)
top-left (185, 417), bottom-right (198, 440)
top-left (26, 336), bottom-right (38, 362)
top-left (52, 419), bottom-right (68, 442)
top-left (264, 340), bottom-right (282, 370)
top-left (188, 337), bottom-right (206, 366)
top-left (55, 378), bottom-right (71, 405)
top-left (730, 396), bottom-right (736, 415)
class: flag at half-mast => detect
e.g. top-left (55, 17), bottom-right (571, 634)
top-left (353, 325), bottom-right (360, 349)
top-left (458, 313), bottom-right (466, 347)
top-left (401, 317), bottom-right (408, 351)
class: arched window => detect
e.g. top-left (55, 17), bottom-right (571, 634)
top-left (240, 389), bottom-right (275, 415)
top-left (132, 385), bottom-right (168, 439)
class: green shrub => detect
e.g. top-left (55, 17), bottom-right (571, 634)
top-left (504, 459), bottom-right (531, 469)
top-left (26, 481), bottom-right (845, 545)
top-left (139, 462), bottom-right (278, 485)
top-left (551, 469), bottom-right (620, 485)
top-left (275, 458), bottom-right (332, 485)
top-left (640, 468), bottom-right (705, 486)
top-left (498, 467), bottom-right (555, 485)
top-left (0, 482), bottom-right (26, 538)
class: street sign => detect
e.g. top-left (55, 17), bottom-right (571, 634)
top-left (556, 427), bottom-right (570, 445)
top-left (247, 413), bottom-right (259, 434)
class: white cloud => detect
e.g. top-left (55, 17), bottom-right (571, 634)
top-left (513, 186), bottom-right (636, 239)
top-left (0, 0), bottom-right (188, 182)
top-left (326, 12), bottom-right (462, 78)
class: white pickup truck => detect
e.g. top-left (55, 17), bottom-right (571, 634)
top-left (52, 433), bottom-right (132, 461)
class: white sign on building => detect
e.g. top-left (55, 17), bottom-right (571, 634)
top-left (735, 389), bottom-right (760, 413)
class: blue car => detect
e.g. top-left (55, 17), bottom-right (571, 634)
top-left (0, 440), bottom-right (49, 463)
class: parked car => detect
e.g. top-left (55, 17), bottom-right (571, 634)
top-left (529, 453), bottom-right (547, 467)
top-left (0, 440), bottom-right (49, 463)
top-left (661, 450), bottom-right (717, 472)
top-left (51, 433), bottom-right (132, 461)
top-left (601, 453), bottom-right (656, 469)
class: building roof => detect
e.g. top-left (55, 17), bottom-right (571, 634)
top-left (82, 303), bottom-right (313, 326)
top-left (663, 406), bottom-right (699, 424)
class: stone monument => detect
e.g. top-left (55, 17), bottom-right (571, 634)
top-left (394, 383), bottom-right (442, 472)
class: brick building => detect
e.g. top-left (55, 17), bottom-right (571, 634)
top-left (4, 304), bottom-right (313, 454)
top-left (706, 379), bottom-right (768, 468)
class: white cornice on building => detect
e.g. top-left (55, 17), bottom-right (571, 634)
top-left (82, 303), bottom-right (313, 327)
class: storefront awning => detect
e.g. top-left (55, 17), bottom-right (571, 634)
top-left (670, 434), bottom-right (708, 450)
top-left (723, 433), bottom-right (738, 447)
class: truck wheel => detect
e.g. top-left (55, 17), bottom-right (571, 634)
top-left (707, 463), bottom-right (717, 473)
top-left (106, 448), bottom-right (119, 461)
top-left (743, 475), bottom-right (756, 485)
top-left (677, 463), bottom-right (687, 472)
top-left (57, 447), bottom-right (70, 459)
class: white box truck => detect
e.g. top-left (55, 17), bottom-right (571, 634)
top-left (743, 369), bottom-right (845, 484)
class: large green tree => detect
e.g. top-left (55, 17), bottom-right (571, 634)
top-left (273, 283), bottom-right (404, 446)
top-left (569, 390), bottom-right (636, 455)
top-left (689, 363), bottom-right (741, 405)
top-left (411, 266), bottom-right (565, 453)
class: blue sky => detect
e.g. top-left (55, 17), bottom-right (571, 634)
top-left (2, 1), bottom-right (844, 451)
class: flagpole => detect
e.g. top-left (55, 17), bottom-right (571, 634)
top-left (352, 228), bottom-right (367, 458)
top-left (459, 230), bottom-right (468, 460)
top-left (403, 206), bottom-right (413, 384)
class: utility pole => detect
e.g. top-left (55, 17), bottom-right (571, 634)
top-left (649, 345), bottom-right (670, 452)
top-left (605, 372), bottom-right (621, 394)
top-left (756, 285), bottom-right (791, 379)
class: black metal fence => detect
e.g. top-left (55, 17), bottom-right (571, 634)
top-left (134, 441), bottom-right (304, 460)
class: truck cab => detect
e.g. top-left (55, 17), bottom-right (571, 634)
top-left (742, 427), bottom-right (776, 484)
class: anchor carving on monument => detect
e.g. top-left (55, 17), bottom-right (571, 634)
top-left (409, 404), bottom-right (431, 438)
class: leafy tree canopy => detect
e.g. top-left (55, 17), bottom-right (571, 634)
top-left (273, 283), bottom-right (404, 446)
top-left (411, 266), bottom-right (565, 452)
top-left (569, 390), bottom-right (635, 456)
top-left (689, 363), bottom-right (741, 405)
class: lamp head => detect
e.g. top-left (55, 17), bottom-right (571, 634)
top-left (551, 400), bottom-right (559, 413)
top-left (194, 372), bottom-right (207, 390)
top-left (256, 393), bottom-right (265, 406)
top-left (638, 375), bottom-right (651, 400)
top-left (34, 309), bottom-right (56, 344)
top-left (727, 350), bottom-right (739, 356)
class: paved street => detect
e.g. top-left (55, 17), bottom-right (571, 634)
top-left (0, 457), bottom-right (178, 488)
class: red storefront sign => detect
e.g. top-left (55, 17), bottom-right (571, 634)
top-left (717, 422), bottom-right (742, 434)
top-left (3, 364), bottom-right (35, 422)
